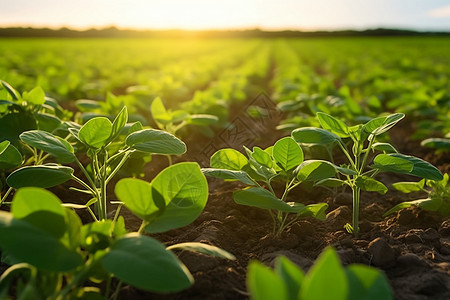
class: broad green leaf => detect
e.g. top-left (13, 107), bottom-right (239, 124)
top-left (146, 162), bottom-right (208, 233)
top-left (391, 180), bottom-right (425, 193)
top-left (252, 147), bottom-right (273, 168)
top-left (11, 188), bottom-right (66, 238)
top-left (0, 211), bottom-right (82, 272)
top-left (233, 187), bottom-right (298, 213)
top-left (297, 160), bottom-right (336, 182)
top-left (7, 165), bottom-right (73, 189)
top-left (377, 154), bottom-right (443, 181)
top-left (109, 106), bottom-right (128, 142)
top-left (102, 234), bottom-right (193, 293)
top-left (24, 87), bottom-right (45, 105)
top-left (81, 220), bottom-right (113, 251)
top-left (273, 137), bottom-right (303, 171)
top-left (275, 256), bottom-right (304, 300)
top-left (363, 113), bottom-right (404, 136)
top-left (0, 141), bottom-right (22, 169)
top-left (210, 148), bottom-right (248, 170)
top-left (346, 264), bottom-right (393, 300)
top-left (336, 165), bottom-right (358, 176)
top-left (0, 112), bottom-right (37, 147)
top-left (317, 112), bottom-right (349, 138)
top-left (20, 130), bottom-right (75, 163)
top-left (63, 208), bottom-right (82, 250)
top-left (115, 178), bottom-right (163, 222)
top-left (421, 138), bottom-right (450, 150)
top-left (372, 154), bottom-right (414, 174)
top-left (383, 197), bottom-right (446, 217)
top-left (1, 80), bottom-right (20, 100)
top-left (292, 127), bottom-right (341, 145)
top-left (171, 110), bottom-right (190, 124)
top-left (355, 176), bottom-right (388, 194)
top-left (315, 178), bottom-right (347, 187)
top-left (166, 242), bottom-right (236, 260)
top-left (35, 112), bottom-right (62, 132)
top-left (127, 121), bottom-right (143, 135)
top-left (296, 203), bottom-right (329, 220)
top-left (79, 117), bottom-right (112, 149)
top-left (126, 129), bottom-right (186, 155)
top-left (372, 143), bottom-right (397, 153)
top-left (151, 97), bottom-right (171, 127)
top-left (201, 168), bottom-right (255, 185)
top-left (247, 261), bottom-right (288, 300)
top-left (300, 247), bottom-right (347, 300)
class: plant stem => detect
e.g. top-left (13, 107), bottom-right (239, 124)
top-left (352, 186), bottom-right (360, 237)
top-left (138, 221), bottom-right (149, 233)
top-left (105, 151), bottom-right (133, 185)
top-left (360, 135), bottom-right (375, 172)
top-left (167, 155), bottom-right (173, 166)
top-left (338, 141), bottom-right (357, 170)
top-left (111, 281), bottom-right (123, 300)
top-left (0, 187), bottom-right (13, 206)
top-left (71, 175), bottom-right (97, 196)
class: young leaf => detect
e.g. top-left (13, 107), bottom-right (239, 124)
top-left (151, 97), bottom-right (171, 127)
top-left (0, 141), bottom-right (22, 169)
top-left (346, 264), bottom-right (393, 300)
top-left (372, 143), bottom-right (397, 154)
top-left (233, 187), bottom-right (298, 213)
top-left (0, 80), bottom-right (20, 101)
top-left (187, 114), bottom-right (219, 126)
top-left (374, 154), bottom-right (443, 181)
top-left (355, 176), bottom-right (388, 194)
top-left (201, 168), bottom-right (256, 185)
top-left (291, 127), bottom-right (341, 145)
top-left (79, 117), bottom-right (113, 149)
top-left (300, 247), bottom-right (348, 300)
top-left (383, 197), bottom-right (447, 217)
top-left (275, 256), bottom-right (304, 300)
top-left (20, 130), bottom-right (75, 163)
top-left (146, 162), bottom-right (208, 233)
top-left (252, 147), bottom-right (274, 168)
top-left (421, 138), bottom-right (450, 151)
top-left (102, 233), bottom-right (193, 293)
top-left (296, 203), bottom-right (329, 220)
top-left (247, 261), bottom-right (288, 300)
top-left (125, 129), bottom-right (186, 155)
top-left (391, 180), bottom-right (424, 193)
top-left (317, 112), bottom-right (350, 138)
top-left (109, 106), bottom-right (128, 142)
top-left (273, 137), bottom-right (304, 171)
top-left (210, 148), bottom-right (248, 170)
top-left (7, 165), bottom-right (74, 189)
top-left (363, 113), bottom-right (404, 136)
top-left (167, 242), bottom-right (236, 260)
top-left (24, 87), bottom-right (45, 105)
top-left (297, 160), bottom-right (336, 182)
top-left (0, 211), bottom-right (82, 272)
top-left (75, 99), bottom-right (102, 112)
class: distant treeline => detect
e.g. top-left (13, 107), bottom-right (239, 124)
top-left (0, 26), bottom-right (449, 38)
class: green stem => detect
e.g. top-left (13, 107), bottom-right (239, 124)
top-left (105, 151), bottom-right (133, 185)
top-left (0, 187), bottom-right (13, 206)
top-left (338, 141), bottom-right (357, 170)
top-left (99, 149), bottom-right (108, 220)
top-left (105, 276), bottom-right (112, 299)
top-left (352, 185), bottom-right (360, 237)
top-left (360, 135), bottom-right (375, 173)
top-left (86, 206), bottom-right (99, 222)
top-left (71, 175), bottom-right (97, 196)
top-left (167, 155), bottom-right (173, 166)
top-left (56, 259), bottom-right (94, 299)
top-left (138, 221), bottom-right (149, 234)
top-left (75, 158), bottom-right (96, 190)
top-left (112, 281), bottom-right (123, 300)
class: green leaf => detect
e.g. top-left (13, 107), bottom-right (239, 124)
top-left (7, 165), bottom-right (73, 189)
top-left (297, 160), bottom-right (336, 182)
top-left (375, 154), bottom-right (443, 181)
top-left (421, 138), bottom-right (450, 150)
top-left (127, 121), bottom-right (143, 135)
top-left (273, 137), bottom-right (303, 171)
top-left (0, 211), bottom-right (82, 272)
top-left (166, 242), bottom-right (236, 260)
top-left (0, 141), bottom-right (22, 169)
top-left (75, 99), bottom-right (102, 112)
top-left (115, 178), bottom-right (163, 222)
top-left (336, 165), bottom-right (358, 176)
top-left (151, 97), bottom-right (171, 127)
top-left (252, 147), bottom-right (273, 168)
top-left (355, 176), bottom-right (388, 194)
top-left (372, 143), bottom-right (398, 154)
top-left (383, 197), bottom-right (445, 217)
top-left (247, 261), bottom-right (288, 300)
top-left (79, 117), bottom-right (113, 149)
top-left (317, 112), bottom-right (349, 138)
top-left (391, 181), bottom-right (424, 193)
top-left (291, 127), bottom-right (341, 145)
top-left (20, 130), bottom-right (75, 163)
top-left (300, 247), bottom-right (348, 300)
top-left (35, 112), bottom-right (62, 132)
top-left (125, 129), bottom-right (186, 155)
top-left (11, 188), bottom-right (66, 239)
top-left (201, 168), bottom-right (256, 185)
top-left (274, 256), bottom-right (304, 300)
top-left (315, 178), bottom-right (347, 187)
top-left (187, 114), bottom-right (218, 126)
top-left (296, 203), bottom-right (329, 220)
top-left (1, 80), bottom-right (20, 100)
top-left (146, 162), bottom-right (208, 233)
top-left (233, 187), bottom-right (298, 213)
top-left (24, 87), bottom-right (45, 105)
top-left (109, 106), bottom-right (128, 142)
top-left (0, 112), bottom-right (37, 147)
top-left (372, 154), bottom-right (414, 174)
top-left (102, 233), bottom-right (193, 293)
top-left (210, 148), bottom-right (248, 170)
top-left (363, 113), bottom-right (404, 136)
top-left (346, 265), bottom-right (393, 300)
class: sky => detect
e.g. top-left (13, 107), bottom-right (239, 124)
top-left (1, 0), bottom-right (450, 31)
